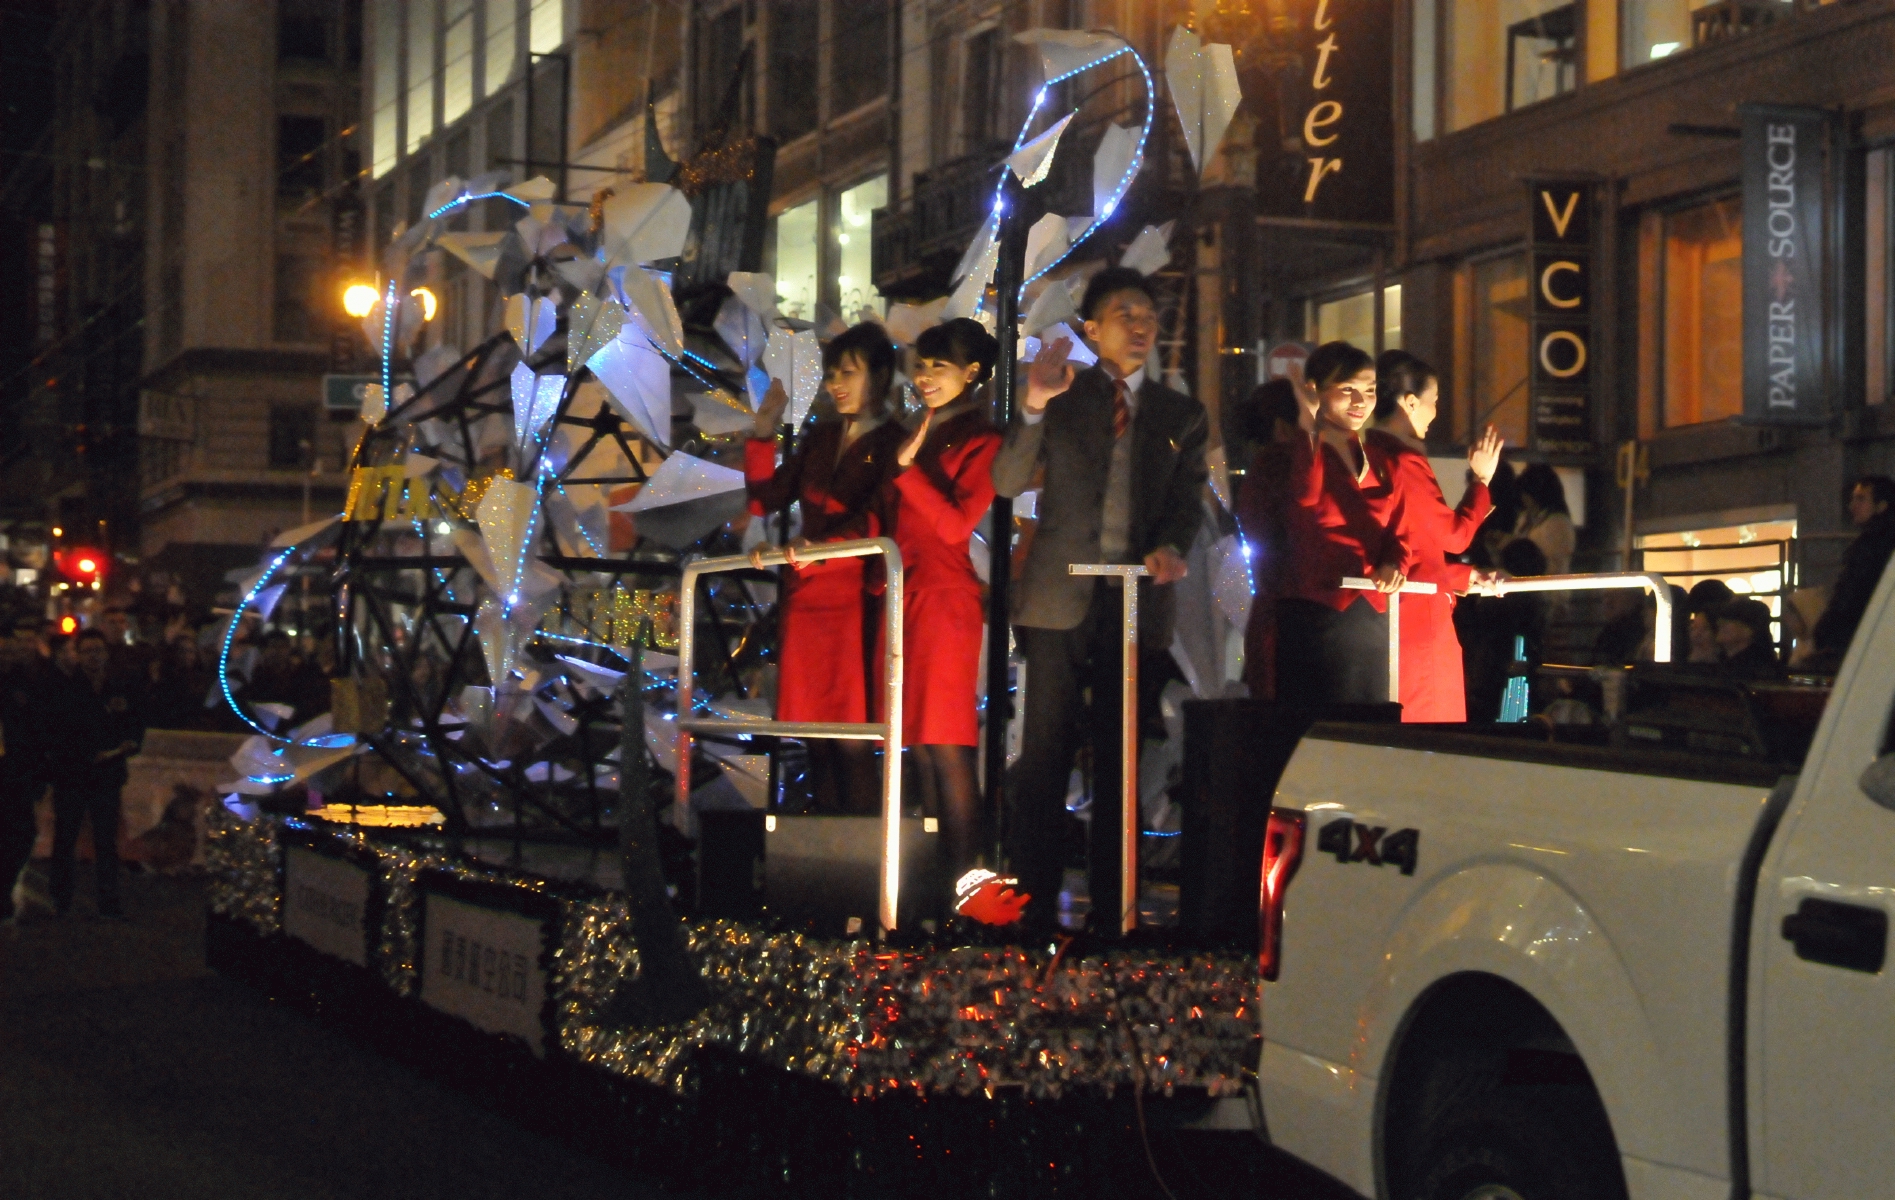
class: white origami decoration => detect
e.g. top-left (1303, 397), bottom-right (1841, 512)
top-left (476, 477), bottom-right (544, 608)
top-left (1023, 212), bottom-right (1072, 280)
top-left (726, 271), bottom-right (781, 323)
top-left (883, 297), bottom-right (948, 346)
top-left (509, 363), bottom-right (565, 451)
top-left (714, 294), bottom-right (769, 370)
top-left (587, 334), bottom-right (672, 447)
top-left (599, 183), bottom-right (692, 265)
top-left (435, 231), bottom-right (509, 279)
top-left (761, 327), bottom-right (823, 426)
top-left (568, 291), bottom-right (626, 375)
top-left (616, 264), bottom-right (684, 356)
top-left (1165, 25), bottom-right (1243, 178)
top-left (1092, 124), bottom-right (1142, 220)
top-left (505, 294), bottom-right (559, 355)
top-left (504, 175), bottom-right (558, 203)
top-left (1021, 275), bottom-right (1080, 336)
top-left (1006, 112), bottom-right (1076, 188)
top-left (1015, 28), bottom-right (1123, 81)
top-left (618, 452), bottom-right (746, 513)
top-left (1120, 222), bottom-right (1176, 276)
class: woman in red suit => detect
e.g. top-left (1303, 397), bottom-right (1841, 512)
top-left (1276, 341), bottom-right (1409, 707)
top-left (746, 322), bottom-right (906, 812)
top-left (890, 318), bottom-right (1001, 887)
top-left (1367, 352), bottom-right (1504, 722)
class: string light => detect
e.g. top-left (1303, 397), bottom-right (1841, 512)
top-left (426, 190), bottom-right (532, 221)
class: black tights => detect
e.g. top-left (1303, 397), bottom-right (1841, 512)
top-left (910, 744), bottom-right (983, 886)
top-left (806, 740), bottom-right (879, 815)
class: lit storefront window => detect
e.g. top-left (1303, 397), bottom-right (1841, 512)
top-left (1657, 197), bottom-right (1743, 428)
top-left (837, 175), bottom-right (887, 322)
top-left (1314, 285), bottom-right (1401, 353)
top-left (1442, 0), bottom-right (1577, 133)
top-left (773, 199), bottom-right (820, 322)
top-left (1454, 255), bottom-right (1530, 446)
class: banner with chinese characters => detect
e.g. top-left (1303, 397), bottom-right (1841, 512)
top-left (1251, 0), bottom-right (1394, 224)
top-left (418, 880), bottom-right (554, 1057)
top-left (1526, 179), bottom-right (1595, 456)
top-left (282, 845), bottom-right (372, 967)
top-left (1741, 104), bottom-right (1833, 427)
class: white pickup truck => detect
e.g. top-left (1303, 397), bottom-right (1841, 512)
top-left (1257, 564), bottom-right (1895, 1200)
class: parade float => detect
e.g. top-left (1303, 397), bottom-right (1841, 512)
top-left (204, 26), bottom-right (1267, 1193)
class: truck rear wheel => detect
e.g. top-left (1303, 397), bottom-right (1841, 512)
top-left (1410, 1091), bottom-right (1625, 1200)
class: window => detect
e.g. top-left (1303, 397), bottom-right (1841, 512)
top-left (1655, 197), bottom-right (1743, 428)
top-left (277, 115), bottom-right (326, 200)
top-left (370, 0), bottom-right (400, 177)
top-left (1443, 1), bottom-right (1576, 133)
top-left (773, 198), bottom-right (819, 321)
top-left (273, 254), bottom-right (325, 344)
top-left (696, 6), bottom-right (746, 138)
top-left (962, 27), bottom-right (1000, 151)
top-left (405, 0), bottom-right (437, 152)
top-left (485, 99), bottom-right (515, 174)
top-left (528, 0), bottom-right (564, 54)
top-left (837, 175), bottom-right (886, 321)
top-left (268, 406), bottom-right (317, 469)
top-left (1314, 285), bottom-right (1402, 352)
top-left (373, 180), bottom-right (396, 253)
top-left (1622, 0), bottom-right (1796, 66)
top-left (770, 3), bottom-right (819, 142)
top-left (831, 0), bottom-right (889, 116)
top-left (443, 0), bottom-right (475, 125)
top-left (1454, 255), bottom-right (1530, 446)
top-left (278, 1), bottom-right (329, 62)
top-left (484, 0), bottom-right (518, 96)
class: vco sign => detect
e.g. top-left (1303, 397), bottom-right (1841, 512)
top-left (1527, 180), bottom-right (1594, 455)
top-left (1741, 105), bottom-right (1832, 427)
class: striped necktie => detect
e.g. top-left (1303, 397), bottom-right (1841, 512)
top-left (1111, 379), bottom-right (1131, 440)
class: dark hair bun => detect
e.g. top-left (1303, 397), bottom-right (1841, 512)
top-left (914, 317), bottom-right (1000, 384)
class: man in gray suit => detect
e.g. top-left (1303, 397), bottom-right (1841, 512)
top-left (992, 266), bottom-right (1208, 933)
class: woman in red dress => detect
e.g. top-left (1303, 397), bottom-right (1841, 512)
top-left (745, 322), bottom-right (905, 812)
top-left (1367, 352), bottom-right (1504, 722)
top-left (890, 318), bottom-right (1001, 888)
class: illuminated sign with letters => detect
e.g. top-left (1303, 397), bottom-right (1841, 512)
top-left (1527, 180), bottom-right (1594, 455)
top-left (1255, 0), bottom-right (1394, 224)
top-left (1741, 104), bottom-right (1832, 426)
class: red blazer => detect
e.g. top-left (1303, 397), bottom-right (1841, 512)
top-left (1368, 431), bottom-right (1491, 591)
top-left (744, 419), bottom-right (903, 573)
top-left (1235, 442), bottom-right (1294, 699)
top-left (1282, 433), bottom-right (1406, 612)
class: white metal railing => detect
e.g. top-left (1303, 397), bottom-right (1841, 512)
top-left (1344, 570), bottom-right (1676, 706)
top-left (675, 537), bottom-right (905, 932)
top-left (1069, 562), bottom-right (1150, 934)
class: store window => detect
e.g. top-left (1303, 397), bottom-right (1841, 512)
top-left (963, 27), bottom-right (1002, 151)
top-left (405, 0), bottom-right (436, 153)
top-left (484, 0), bottom-right (518, 96)
top-left (1652, 197), bottom-right (1743, 428)
top-left (1314, 285), bottom-right (1402, 353)
top-left (1443, 0), bottom-right (1577, 133)
top-left (1636, 517), bottom-right (1799, 643)
top-left (773, 199), bottom-right (820, 322)
top-left (770, 3), bottom-right (819, 142)
top-left (277, 115), bottom-right (326, 200)
top-left (443, 0), bottom-right (474, 126)
top-left (837, 175), bottom-right (887, 321)
top-left (1622, 0), bottom-right (1799, 66)
top-left (831, 0), bottom-right (890, 116)
top-left (278, 0), bottom-right (329, 62)
top-left (370, 0), bottom-right (399, 177)
top-left (528, 0), bottom-right (564, 54)
top-left (1453, 255), bottom-right (1530, 446)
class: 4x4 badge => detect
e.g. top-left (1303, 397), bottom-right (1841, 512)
top-left (1317, 818), bottom-right (1420, 876)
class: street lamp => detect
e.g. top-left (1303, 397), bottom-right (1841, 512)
top-left (410, 286), bottom-right (438, 321)
top-left (342, 283), bottom-right (382, 318)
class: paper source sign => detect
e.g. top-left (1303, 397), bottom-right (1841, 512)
top-left (1741, 104), bottom-right (1832, 427)
top-left (282, 846), bottom-right (371, 967)
top-left (419, 892), bottom-right (548, 1056)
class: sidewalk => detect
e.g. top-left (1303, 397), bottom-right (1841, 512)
top-left (0, 870), bottom-right (669, 1200)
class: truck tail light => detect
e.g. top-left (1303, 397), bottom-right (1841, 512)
top-left (1260, 808), bottom-right (1306, 982)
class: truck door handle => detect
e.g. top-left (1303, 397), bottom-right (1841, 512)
top-left (1781, 898), bottom-right (1887, 973)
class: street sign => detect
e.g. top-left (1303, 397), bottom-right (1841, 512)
top-left (1264, 341), bottom-right (1310, 384)
top-left (324, 373), bottom-right (410, 415)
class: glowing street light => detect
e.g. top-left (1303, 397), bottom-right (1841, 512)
top-left (410, 286), bottom-right (438, 321)
top-left (342, 283), bottom-right (382, 318)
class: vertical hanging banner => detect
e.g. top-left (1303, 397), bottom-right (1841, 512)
top-left (1527, 180), bottom-right (1594, 455)
top-left (1741, 104), bottom-right (1833, 426)
top-left (1253, 0), bottom-right (1395, 223)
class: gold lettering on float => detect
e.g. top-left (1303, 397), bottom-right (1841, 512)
top-left (1540, 189), bottom-right (1580, 239)
top-left (1305, 157), bottom-right (1343, 202)
top-left (1303, 100), bottom-right (1343, 147)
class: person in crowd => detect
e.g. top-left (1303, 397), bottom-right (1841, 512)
top-left (1593, 589), bottom-right (1649, 666)
top-left (996, 267), bottom-right (1208, 934)
top-left (1233, 380), bottom-right (1303, 701)
top-left (1458, 538), bottom-right (1549, 720)
top-left (98, 604), bottom-right (157, 679)
top-left (1809, 475), bottom-right (1895, 668)
top-left (1476, 458), bottom-right (1521, 568)
top-left (1513, 463), bottom-right (1575, 575)
top-left (0, 620), bottom-right (49, 925)
top-left (148, 630), bottom-right (218, 729)
top-left (45, 629), bottom-right (145, 919)
top-left (242, 631), bottom-right (327, 728)
top-left (1685, 579), bottom-right (1734, 665)
top-left (1370, 351), bottom-right (1504, 721)
top-left (1274, 340), bottom-right (1407, 707)
top-left (886, 318), bottom-right (1002, 898)
top-left (1713, 598), bottom-right (1786, 681)
top-left (745, 321), bottom-right (907, 814)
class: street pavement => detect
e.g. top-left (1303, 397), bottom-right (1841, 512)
top-left (0, 869), bottom-right (1357, 1199)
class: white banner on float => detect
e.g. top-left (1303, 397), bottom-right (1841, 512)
top-left (282, 846), bottom-right (371, 967)
top-left (418, 893), bottom-right (548, 1056)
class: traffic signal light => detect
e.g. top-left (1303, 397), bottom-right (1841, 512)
top-left (55, 546), bottom-right (107, 588)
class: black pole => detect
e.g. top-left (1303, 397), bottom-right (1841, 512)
top-left (984, 176), bottom-right (1027, 868)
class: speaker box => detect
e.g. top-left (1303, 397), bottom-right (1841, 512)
top-left (1180, 701), bottom-right (1400, 945)
top-left (763, 815), bottom-right (943, 935)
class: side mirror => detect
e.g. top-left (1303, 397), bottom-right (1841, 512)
top-left (1860, 754), bottom-right (1895, 812)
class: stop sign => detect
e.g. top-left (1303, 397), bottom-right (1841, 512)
top-left (1265, 342), bottom-right (1310, 383)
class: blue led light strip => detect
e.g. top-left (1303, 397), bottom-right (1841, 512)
top-left (379, 279), bottom-right (398, 417)
top-left (217, 548), bottom-right (317, 745)
top-left (427, 190), bottom-right (532, 221)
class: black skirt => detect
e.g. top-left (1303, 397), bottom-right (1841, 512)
top-left (1273, 596), bottom-right (1389, 708)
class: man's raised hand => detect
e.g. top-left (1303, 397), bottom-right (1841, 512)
top-left (1024, 336), bottom-right (1075, 415)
